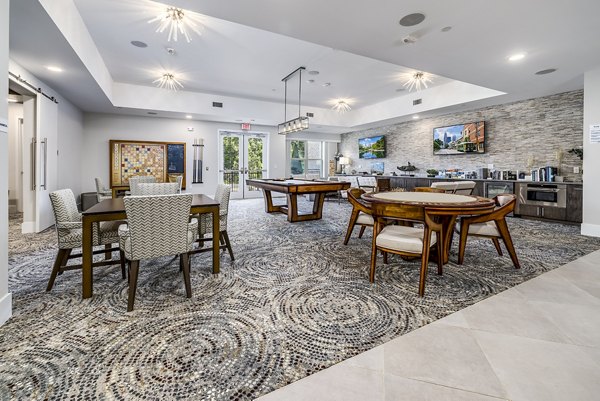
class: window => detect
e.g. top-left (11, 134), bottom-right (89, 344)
top-left (288, 140), bottom-right (324, 179)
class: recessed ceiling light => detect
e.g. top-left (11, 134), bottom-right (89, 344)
top-left (166, 47), bottom-right (176, 56)
top-left (508, 53), bottom-right (526, 62)
top-left (147, 111), bottom-right (158, 115)
top-left (308, 70), bottom-right (319, 75)
top-left (441, 26), bottom-right (452, 32)
top-left (185, 115), bottom-right (192, 119)
top-left (399, 13), bottom-right (426, 27)
top-left (46, 66), bottom-right (62, 72)
top-left (271, 88), bottom-right (277, 91)
top-left (412, 115), bottom-right (419, 119)
top-left (307, 79), bottom-right (315, 83)
top-left (535, 68), bottom-right (557, 75)
top-left (396, 88), bottom-right (406, 92)
top-left (131, 40), bottom-right (148, 48)
top-left (322, 82), bottom-right (331, 87)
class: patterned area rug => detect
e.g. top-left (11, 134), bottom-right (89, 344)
top-left (1, 199), bottom-right (599, 400)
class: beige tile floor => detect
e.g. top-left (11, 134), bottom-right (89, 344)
top-left (257, 250), bottom-right (600, 401)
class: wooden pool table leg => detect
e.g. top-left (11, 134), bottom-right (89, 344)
top-left (312, 193), bottom-right (325, 219)
top-left (262, 189), bottom-right (276, 213)
top-left (287, 193), bottom-right (299, 222)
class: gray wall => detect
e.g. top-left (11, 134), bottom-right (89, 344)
top-left (340, 90), bottom-right (584, 181)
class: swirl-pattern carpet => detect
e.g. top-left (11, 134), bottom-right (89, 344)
top-left (1, 198), bottom-right (599, 400)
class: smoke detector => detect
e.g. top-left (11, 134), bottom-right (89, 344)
top-left (166, 47), bottom-right (177, 56)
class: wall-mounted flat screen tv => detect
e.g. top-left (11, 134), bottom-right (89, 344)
top-left (433, 121), bottom-right (485, 155)
top-left (359, 135), bottom-right (386, 159)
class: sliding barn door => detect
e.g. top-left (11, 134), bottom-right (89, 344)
top-left (34, 95), bottom-right (58, 232)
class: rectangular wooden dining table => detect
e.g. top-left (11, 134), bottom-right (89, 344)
top-left (81, 194), bottom-right (220, 299)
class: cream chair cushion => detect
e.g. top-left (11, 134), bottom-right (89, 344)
top-left (457, 221), bottom-right (500, 237)
top-left (356, 213), bottom-right (374, 225)
top-left (376, 225), bottom-right (437, 254)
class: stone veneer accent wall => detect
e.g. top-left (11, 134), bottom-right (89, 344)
top-left (340, 90), bottom-right (583, 181)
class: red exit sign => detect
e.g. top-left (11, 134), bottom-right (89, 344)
top-left (241, 122), bottom-right (251, 130)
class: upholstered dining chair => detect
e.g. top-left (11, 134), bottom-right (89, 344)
top-left (358, 176), bottom-right (378, 193)
top-left (47, 189), bottom-right (124, 291)
top-left (168, 174), bottom-right (184, 193)
top-left (197, 184), bottom-right (234, 260)
top-left (343, 188), bottom-right (374, 244)
top-left (431, 181), bottom-right (476, 195)
top-left (135, 182), bottom-right (179, 196)
top-left (95, 178), bottom-right (112, 202)
top-left (370, 201), bottom-right (444, 297)
top-left (118, 194), bottom-right (198, 312)
top-left (340, 176), bottom-right (360, 200)
top-left (414, 187), bottom-right (446, 193)
top-left (456, 193), bottom-right (520, 269)
top-left (128, 175), bottom-right (156, 196)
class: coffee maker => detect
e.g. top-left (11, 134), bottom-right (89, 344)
top-left (544, 166), bottom-right (558, 182)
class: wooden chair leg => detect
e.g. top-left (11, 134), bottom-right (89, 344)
top-left (491, 238), bottom-right (503, 256)
top-left (182, 253), bottom-right (192, 298)
top-left (222, 231), bottom-right (234, 260)
top-left (383, 251), bottom-right (388, 264)
top-left (419, 228), bottom-right (432, 297)
top-left (119, 250), bottom-right (126, 279)
top-left (436, 231), bottom-right (444, 275)
top-left (47, 248), bottom-right (70, 291)
top-left (127, 260), bottom-right (140, 312)
top-left (495, 219), bottom-right (521, 269)
top-left (358, 225), bottom-right (366, 239)
top-left (369, 224), bottom-right (379, 283)
top-left (179, 254), bottom-right (184, 272)
top-left (457, 221), bottom-right (469, 265)
top-left (104, 244), bottom-right (112, 260)
top-left (344, 209), bottom-right (360, 245)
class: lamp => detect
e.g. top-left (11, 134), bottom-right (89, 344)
top-left (339, 157), bottom-right (351, 174)
top-left (278, 67), bottom-right (309, 135)
top-left (153, 73), bottom-right (183, 91)
top-left (148, 6), bottom-right (200, 43)
top-left (401, 71), bottom-right (433, 92)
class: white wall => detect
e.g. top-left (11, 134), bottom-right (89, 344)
top-left (82, 113), bottom-right (286, 196)
top-left (582, 67), bottom-right (600, 236)
top-left (57, 99), bottom-right (84, 197)
top-left (1, 0), bottom-right (12, 326)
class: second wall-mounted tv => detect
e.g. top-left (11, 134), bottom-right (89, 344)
top-left (359, 135), bottom-right (386, 159)
top-left (433, 121), bottom-right (485, 155)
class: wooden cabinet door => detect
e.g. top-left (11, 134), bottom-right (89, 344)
top-left (541, 207), bottom-right (567, 221)
top-left (515, 203), bottom-right (539, 218)
top-left (566, 185), bottom-right (583, 223)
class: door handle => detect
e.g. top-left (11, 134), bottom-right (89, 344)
top-left (30, 138), bottom-right (36, 191)
top-left (41, 138), bottom-right (48, 190)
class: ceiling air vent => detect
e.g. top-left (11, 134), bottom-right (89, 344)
top-left (413, 98), bottom-right (422, 106)
top-left (212, 102), bottom-right (223, 108)
top-left (306, 112), bottom-right (314, 117)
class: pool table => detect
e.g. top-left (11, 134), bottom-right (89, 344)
top-left (246, 178), bottom-right (350, 222)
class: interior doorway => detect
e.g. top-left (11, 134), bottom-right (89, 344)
top-left (218, 130), bottom-right (268, 199)
top-left (8, 77), bottom-right (58, 233)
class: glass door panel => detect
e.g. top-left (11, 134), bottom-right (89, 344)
top-left (220, 131), bottom-right (268, 199)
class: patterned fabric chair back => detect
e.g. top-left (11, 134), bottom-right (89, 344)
top-left (95, 178), bottom-right (107, 194)
top-left (135, 183), bottom-right (179, 196)
top-left (215, 184), bottom-right (231, 229)
top-left (123, 194), bottom-right (193, 260)
top-left (129, 176), bottom-right (157, 195)
top-left (358, 176), bottom-right (377, 188)
top-left (49, 189), bottom-right (81, 224)
top-left (168, 174), bottom-right (184, 193)
top-left (343, 176), bottom-right (360, 188)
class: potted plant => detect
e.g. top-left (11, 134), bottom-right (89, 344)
top-left (426, 169), bottom-right (439, 178)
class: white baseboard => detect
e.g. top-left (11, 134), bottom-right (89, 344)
top-left (21, 221), bottom-right (35, 234)
top-left (0, 293), bottom-right (12, 327)
top-left (581, 223), bottom-right (600, 237)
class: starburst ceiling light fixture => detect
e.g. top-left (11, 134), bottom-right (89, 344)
top-left (148, 6), bottom-right (200, 42)
top-left (332, 99), bottom-right (352, 113)
top-left (153, 73), bottom-right (183, 91)
top-left (401, 71), bottom-right (433, 92)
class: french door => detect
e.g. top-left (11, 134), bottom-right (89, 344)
top-left (219, 131), bottom-right (268, 199)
